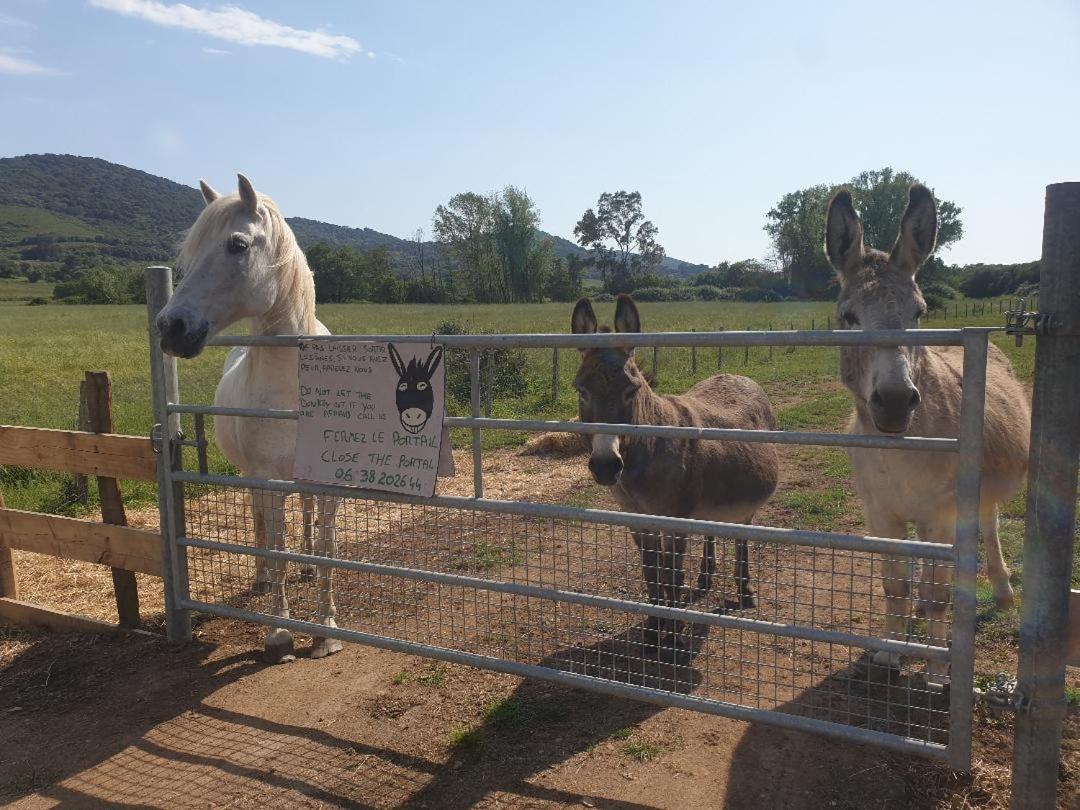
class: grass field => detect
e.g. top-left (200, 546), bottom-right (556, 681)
top-left (0, 293), bottom-right (1031, 516)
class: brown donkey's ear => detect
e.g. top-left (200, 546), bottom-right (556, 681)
top-left (890, 183), bottom-right (938, 275)
top-left (824, 189), bottom-right (864, 280)
top-left (613, 294), bottom-right (641, 334)
top-left (571, 298), bottom-right (598, 335)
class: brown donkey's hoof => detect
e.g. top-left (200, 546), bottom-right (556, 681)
top-left (724, 592), bottom-right (757, 611)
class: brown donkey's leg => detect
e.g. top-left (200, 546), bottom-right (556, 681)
top-left (632, 529), bottom-right (663, 647)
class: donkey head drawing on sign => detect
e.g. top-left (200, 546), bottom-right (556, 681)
top-left (389, 344), bottom-right (443, 434)
top-left (572, 295), bottom-right (779, 655)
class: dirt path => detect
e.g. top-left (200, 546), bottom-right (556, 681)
top-left (1, 448), bottom-right (1077, 808)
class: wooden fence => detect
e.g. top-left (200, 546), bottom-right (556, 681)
top-left (0, 371), bottom-right (161, 634)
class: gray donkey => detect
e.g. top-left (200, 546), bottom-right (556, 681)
top-left (825, 184), bottom-right (1030, 684)
top-left (571, 295), bottom-right (780, 650)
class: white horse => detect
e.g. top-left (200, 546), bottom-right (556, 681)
top-left (157, 174), bottom-right (342, 663)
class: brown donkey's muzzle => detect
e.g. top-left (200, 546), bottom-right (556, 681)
top-left (588, 453), bottom-right (623, 486)
top-left (868, 383), bottom-right (921, 434)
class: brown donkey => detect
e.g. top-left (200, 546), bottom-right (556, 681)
top-left (825, 184), bottom-right (1030, 683)
top-left (571, 295), bottom-right (779, 650)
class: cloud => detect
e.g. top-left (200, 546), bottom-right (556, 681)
top-left (0, 14), bottom-right (34, 28)
top-left (0, 51), bottom-right (64, 76)
top-left (89, 0), bottom-right (361, 60)
top-left (201, 46), bottom-right (230, 55)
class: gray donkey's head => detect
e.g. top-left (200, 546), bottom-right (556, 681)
top-left (825, 184), bottom-right (937, 433)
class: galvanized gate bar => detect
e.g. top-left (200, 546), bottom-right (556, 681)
top-left (205, 328), bottom-right (972, 349)
top-left (145, 266), bottom-right (192, 643)
top-left (165, 404), bottom-right (960, 453)
top-left (171, 469), bottom-right (955, 560)
top-left (179, 597), bottom-right (951, 762)
top-left (947, 330), bottom-right (989, 770)
top-left (178, 534), bottom-right (952, 661)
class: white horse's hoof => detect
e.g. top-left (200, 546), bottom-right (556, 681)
top-left (264, 628), bottom-right (295, 664)
top-left (871, 650), bottom-right (901, 671)
top-left (993, 583), bottom-right (1016, 610)
top-left (310, 619), bottom-right (343, 659)
top-left (311, 636), bottom-right (343, 659)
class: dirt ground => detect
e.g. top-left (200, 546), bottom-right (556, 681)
top-left (1, 445), bottom-right (1077, 809)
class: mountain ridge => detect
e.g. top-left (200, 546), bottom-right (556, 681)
top-left (0, 153), bottom-right (705, 277)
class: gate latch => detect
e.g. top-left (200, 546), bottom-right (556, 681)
top-left (1005, 297), bottom-right (1054, 346)
top-left (974, 672), bottom-right (1026, 713)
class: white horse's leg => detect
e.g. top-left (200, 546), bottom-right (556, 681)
top-left (981, 505), bottom-right (1015, 609)
top-left (917, 519), bottom-right (955, 688)
top-left (252, 488), bottom-right (294, 663)
top-left (867, 512), bottom-right (911, 672)
top-left (310, 495), bottom-right (343, 659)
top-left (250, 488), bottom-right (271, 592)
top-left (300, 493), bottom-right (317, 581)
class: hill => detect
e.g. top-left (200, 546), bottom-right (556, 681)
top-left (0, 154), bottom-right (706, 279)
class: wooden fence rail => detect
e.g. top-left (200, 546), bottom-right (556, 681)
top-left (0, 370), bottom-right (161, 634)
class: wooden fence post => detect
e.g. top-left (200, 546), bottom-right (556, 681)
top-left (691, 328), bottom-right (697, 375)
top-left (551, 347), bottom-right (559, 403)
top-left (83, 371), bottom-right (140, 628)
top-left (743, 344), bottom-right (749, 365)
top-left (716, 326), bottom-right (723, 368)
top-left (72, 381), bottom-right (90, 506)
top-left (652, 346), bottom-right (659, 381)
top-left (0, 489), bottom-right (17, 600)
top-left (768, 324), bottom-right (773, 362)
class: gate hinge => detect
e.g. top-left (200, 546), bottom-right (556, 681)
top-left (150, 423), bottom-right (165, 454)
top-left (1004, 297), bottom-right (1054, 346)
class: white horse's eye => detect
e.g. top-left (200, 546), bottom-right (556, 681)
top-left (397, 382), bottom-right (408, 392)
top-left (227, 234), bottom-right (250, 254)
top-left (416, 381), bottom-right (428, 391)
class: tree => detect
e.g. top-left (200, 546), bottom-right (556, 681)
top-left (543, 254), bottom-right (586, 301)
top-left (574, 191), bottom-right (665, 294)
top-left (764, 168), bottom-right (963, 298)
top-left (433, 186), bottom-right (546, 303)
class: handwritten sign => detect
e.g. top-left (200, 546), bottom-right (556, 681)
top-left (293, 340), bottom-right (449, 497)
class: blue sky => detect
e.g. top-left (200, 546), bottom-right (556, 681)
top-left (1, 1), bottom-right (1077, 265)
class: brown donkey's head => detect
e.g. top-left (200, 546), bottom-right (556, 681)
top-left (825, 184), bottom-right (937, 433)
top-left (571, 294), bottom-right (648, 486)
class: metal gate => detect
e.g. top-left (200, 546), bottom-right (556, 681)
top-left (145, 268), bottom-right (989, 771)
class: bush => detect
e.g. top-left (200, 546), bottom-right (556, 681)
top-left (735, 287), bottom-right (782, 302)
top-left (692, 285), bottom-right (734, 301)
top-left (630, 286), bottom-right (697, 302)
top-left (27, 297), bottom-right (49, 306)
top-left (592, 292), bottom-right (614, 302)
top-left (434, 320), bottom-right (530, 406)
top-left (919, 281), bottom-right (958, 311)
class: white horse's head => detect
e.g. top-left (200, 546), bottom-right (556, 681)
top-left (158, 174), bottom-right (308, 358)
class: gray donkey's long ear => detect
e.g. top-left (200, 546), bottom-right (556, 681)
top-left (824, 189), bottom-right (864, 280)
top-left (890, 183), bottom-right (938, 276)
top-left (199, 179), bottom-right (220, 206)
top-left (571, 298), bottom-right (598, 334)
top-left (613, 294), bottom-right (641, 333)
top-left (237, 173), bottom-right (258, 214)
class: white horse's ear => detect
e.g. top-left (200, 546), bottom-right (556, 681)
top-left (199, 180), bottom-right (220, 206)
top-left (237, 173), bottom-right (258, 214)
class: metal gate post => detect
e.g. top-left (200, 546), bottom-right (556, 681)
top-left (145, 266), bottom-right (193, 642)
top-left (1012, 183), bottom-right (1080, 809)
top-left (949, 328), bottom-right (989, 770)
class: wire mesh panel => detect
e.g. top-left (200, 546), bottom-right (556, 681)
top-left (180, 486), bottom-right (954, 749)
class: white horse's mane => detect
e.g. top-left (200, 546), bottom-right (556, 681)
top-left (179, 192), bottom-right (316, 334)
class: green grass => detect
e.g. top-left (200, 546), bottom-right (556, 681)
top-left (775, 486), bottom-right (851, 530)
top-left (0, 296), bottom-right (1035, 513)
top-left (621, 740), bottom-right (663, 762)
top-left (0, 278), bottom-right (55, 302)
top-left (448, 726), bottom-right (482, 751)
